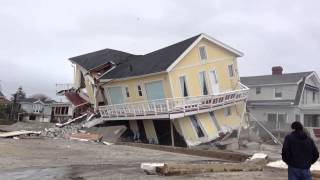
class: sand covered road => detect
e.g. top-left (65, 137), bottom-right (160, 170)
top-left (0, 138), bottom-right (287, 180)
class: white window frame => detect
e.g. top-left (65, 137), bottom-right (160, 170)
top-left (124, 86), bottom-right (130, 98)
top-left (198, 71), bottom-right (209, 95)
top-left (179, 75), bottom-right (189, 97)
top-left (189, 115), bottom-right (207, 138)
top-left (295, 114), bottom-right (301, 122)
top-left (256, 87), bottom-right (261, 95)
top-left (137, 84), bottom-right (143, 97)
top-left (274, 87), bottom-right (282, 99)
top-left (312, 91), bottom-right (316, 103)
top-left (106, 85), bottom-right (125, 105)
top-left (228, 64), bottom-right (234, 78)
top-left (198, 46), bottom-right (208, 62)
top-left (267, 112), bottom-right (288, 130)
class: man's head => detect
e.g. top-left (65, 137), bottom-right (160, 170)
top-left (291, 121), bottom-right (303, 131)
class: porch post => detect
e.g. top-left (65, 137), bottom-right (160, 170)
top-left (171, 119), bottom-right (175, 147)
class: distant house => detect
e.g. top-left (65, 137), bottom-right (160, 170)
top-left (59, 33), bottom-right (249, 147)
top-left (50, 102), bottom-right (73, 123)
top-left (241, 67), bottom-right (320, 138)
top-left (19, 98), bottom-right (56, 122)
top-left (0, 91), bottom-right (8, 105)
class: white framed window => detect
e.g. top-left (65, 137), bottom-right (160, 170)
top-left (137, 85), bottom-right (143, 97)
top-left (267, 113), bottom-right (287, 130)
top-left (224, 107), bottom-right (232, 117)
top-left (295, 114), bottom-right (301, 122)
top-left (228, 64), bottom-right (234, 78)
top-left (275, 87), bottom-right (282, 98)
top-left (256, 87), bottom-right (261, 95)
top-left (199, 71), bottom-right (208, 95)
top-left (179, 76), bottom-right (189, 97)
top-left (198, 46), bottom-right (207, 61)
top-left (190, 115), bottom-right (205, 138)
top-left (125, 87), bottom-right (130, 98)
top-left (209, 112), bottom-right (221, 131)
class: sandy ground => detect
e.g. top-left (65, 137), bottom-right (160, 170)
top-left (0, 138), bottom-right (288, 180)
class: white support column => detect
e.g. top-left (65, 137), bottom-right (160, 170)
top-left (171, 119), bottom-right (175, 147)
top-left (237, 100), bottom-right (247, 149)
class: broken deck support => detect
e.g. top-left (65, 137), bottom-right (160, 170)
top-left (117, 142), bottom-right (250, 162)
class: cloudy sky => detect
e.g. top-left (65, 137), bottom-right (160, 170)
top-left (0, 0), bottom-right (319, 99)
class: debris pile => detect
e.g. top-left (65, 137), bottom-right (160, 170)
top-left (41, 123), bottom-right (83, 138)
top-left (42, 113), bottom-right (94, 139)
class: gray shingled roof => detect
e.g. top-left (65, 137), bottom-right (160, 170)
top-left (69, 48), bottom-right (134, 71)
top-left (241, 72), bottom-right (313, 86)
top-left (69, 34), bottom-right (201, 79)
top-left (19, 98), bottom-right (56, 104)
top-left (100, 34), bottom-right (201, 79)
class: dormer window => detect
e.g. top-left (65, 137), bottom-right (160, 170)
top-left (256, 87), bottom-right (261, 95)
top-left (199, 46), bottom-right (207, 61)
top-left (275, 87), bottom-right (282, 98)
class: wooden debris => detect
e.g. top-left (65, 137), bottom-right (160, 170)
top-left (56, 113), bottom-right (87, 128)
top-left (0, 130), bottom-right (41, 138)
top-left (69, 132), bottom-right (102, 142)
top-left (155, 158), bottom-right (268, 176)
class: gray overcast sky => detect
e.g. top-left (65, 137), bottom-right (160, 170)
top-left (0, 0), bottom-right (319, 100)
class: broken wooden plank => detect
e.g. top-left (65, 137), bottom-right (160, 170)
top-left (155, 159), bottom-right (267, 176)
top-left (82, 118), bottom-right (105, 128)
top-left (56, 113), bottom-right (87, 128)
top-left (0, 130), bottom-right (41, 138)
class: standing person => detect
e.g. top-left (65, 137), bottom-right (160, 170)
top-left (282, 121), bottom-right (319, 180)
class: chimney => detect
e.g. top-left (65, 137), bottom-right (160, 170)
top-left (272, 66), bottom-right (283, 75)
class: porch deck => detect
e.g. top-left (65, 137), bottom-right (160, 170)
top-left (99, 84), bottom-right (249, 120)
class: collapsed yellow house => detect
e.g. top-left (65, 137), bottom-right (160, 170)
top-left (64, 33), bottom-right (249, 147)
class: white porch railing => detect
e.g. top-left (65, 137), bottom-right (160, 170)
top-left (99, 84), bottom-right (249, 120)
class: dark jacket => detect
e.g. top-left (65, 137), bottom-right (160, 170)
top-left (282, 130), bottom-right (319, 169)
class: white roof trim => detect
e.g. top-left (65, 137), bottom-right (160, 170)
top-left (242, 83), bottom-right (298, 87)
top-left (166, 33), bottom-right (243, 72)
top-left (305, 71), bottom-right (320, 88)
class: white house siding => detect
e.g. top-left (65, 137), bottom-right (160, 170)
top-left (21, 104), bottom-right (34, 114)
top-left (248, 106), bottom-right (300, 130)
top-left (302, 89), bottom-right (320, 105)
top-left (247, 85), bottom-right (298, 101)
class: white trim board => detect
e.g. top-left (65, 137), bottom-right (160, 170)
top-left (166, 33), bottom-right (243, 72)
